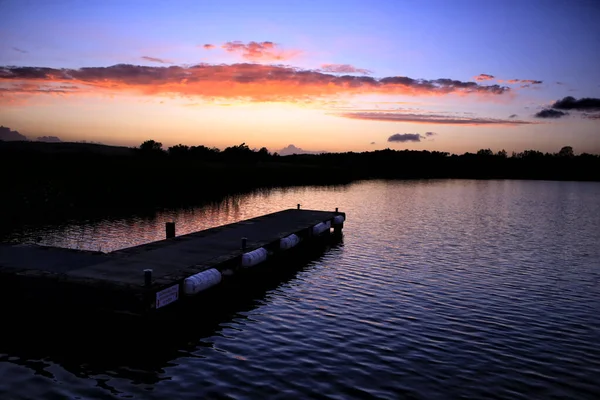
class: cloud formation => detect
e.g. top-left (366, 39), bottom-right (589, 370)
top-left (534, 109), bottom-right (569, 118)
top-left (388, 133), bottom-right (423, 142)
top-left (12, 47), bottom-right (28, 54)
top-left (141, 56), bottom-right (173, 64)
top-left (502, 79), bottom-right (543, 85)
top-left (0, 63), bottom-right (511, 103)
top-left (221, 41), bottom-right (300, 61)
top-left (338, 111), bottom-right (534, 125)
top-left (551, 96), bottom-right (600, 111)
top-left (202, 44), bottom-right (215, 50)
top-left (320, 64), bottom-right (372, 75)
top-left (425, 131), bottom-right (436, 136)
top-left (474, 74), bottom-right (495, 81)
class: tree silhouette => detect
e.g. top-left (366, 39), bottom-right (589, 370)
top-left (558, 146), bottom-right (574, 158)
top-left (140, 140), bottom-right (164, 152)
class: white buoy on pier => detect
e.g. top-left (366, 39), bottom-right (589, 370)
top-left (242, 247), bottom-right (268, 267)
top-left (183, 268), bottom-right (222, 295)
top-left (280, 234), bottom-right (300, 250)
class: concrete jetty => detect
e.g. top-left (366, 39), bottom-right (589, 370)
top-left (0, 208), bottom-right (345, 317)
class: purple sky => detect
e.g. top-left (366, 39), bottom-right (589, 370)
top-left (1, 0), bottom-right (599, 154)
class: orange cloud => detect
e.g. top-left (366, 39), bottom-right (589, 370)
top-left (337, 111), bottom-right (536, 126)
top-left (221, 41), bottom-right (301, 61)
top-left (0, 63), bottom-right (511, 104)
top-left (474, 74), bottom-right (495, 81)
top-left (320, 64), bottom-right (372, 75)
top-left (202, 44), bottom-right (215, 49)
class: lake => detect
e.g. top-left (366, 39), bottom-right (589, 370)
top-left (1, 179), bottom-right (600, 399)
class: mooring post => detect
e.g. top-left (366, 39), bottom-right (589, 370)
top-left (297, 204), bottom-right (301, 210)
top-left (335, 207), bottom-right (338, 212)
top-left (144, 269), bottom-right (153, 286)
top-left (166, 222), bottom-right (176, 239)
top-left (241, 237), bottom-right (247, 250)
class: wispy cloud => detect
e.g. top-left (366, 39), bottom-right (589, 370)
top-left (388, 133), bottom-right (423, 142)
top-left (141, 56), bottom-right (173, 64)
top-left (202, 44), bottom-right (215, 49)
top-left (474, 74), bottom-right (495, 81)
top-left (0, 63), bottom-right (512, 103)
top-left (320, 64), bottom-right (372, 75)
top-left (338, 111), bottom-right (534, 125)
top-left (12, 47), bottom-right (28, 54)
top-left (499, 78), bottom-right (543, 88)
top-left (221, 41), bottom-right (301, 61)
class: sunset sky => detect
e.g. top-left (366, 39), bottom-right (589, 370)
top-left (1, 0), bottom-right (599, 154)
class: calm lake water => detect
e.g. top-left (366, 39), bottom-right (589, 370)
top-left (2, 179), bottom-right (600, 399)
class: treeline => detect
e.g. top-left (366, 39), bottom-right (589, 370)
top-left (1, 140), bottom-right (599, 223)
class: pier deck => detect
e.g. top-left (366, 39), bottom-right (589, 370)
top-left (0, 208), bottom-right (345, 317)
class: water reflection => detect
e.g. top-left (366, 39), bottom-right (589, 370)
top-left (2, 180), bottom-right (600, 399)
top-left (0, 238), bottom-right (342, 388)
top-left (0, 184), bottom-right (350, 252)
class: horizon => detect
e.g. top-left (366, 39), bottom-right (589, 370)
top-left (1, 0), bottom-right (599, 154)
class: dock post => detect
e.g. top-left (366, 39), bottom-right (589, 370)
top-left (297, 204), bottom-right (301, 209)
top-left (335, 207), bottom-right (338, 212)
top-left (241, 237), bottom-right (247, 250)
top-left (144, 269), bottom-right (153, 286)
top-left (166, 222), bottom-right (176, 239)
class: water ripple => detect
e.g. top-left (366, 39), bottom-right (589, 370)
top-left (2, 180), bottom-right (600, 399)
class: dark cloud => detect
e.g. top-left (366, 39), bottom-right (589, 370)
top-left (37, 136), bottom-right (62, 142)
top-left (338, 112), bottom-right (534, 125)
top-left (534, 109), bottom-right (569, 118)
top-left (0, 125), bottom-right (27, 141)
top-left (474, 74), bottom-right (495, 81)
top-left (425, 131), bottom-right (436, 136)
top-left (388, 133), bottom-right (423, 143)
top-left (370, 141), bottom-right (376, 144)
top-left (202, 44), bottom-right (215, 49)
top-left (320, 64), bottom-right (372, 75)
top-left (0, 63), bottom-right (512, 102)
top-left (12, 47), bottom-right (28, 54)
top-left (509, 114), bottom-right (517, 118)
top-left (551, 96), bottom-right (600, 111)
top-left (141, 56), bottom-right (173, 64)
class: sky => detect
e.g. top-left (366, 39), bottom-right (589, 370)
top-left (1, 0), bottom-right (599, 154)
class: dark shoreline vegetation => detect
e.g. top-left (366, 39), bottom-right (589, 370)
top-left (2, 140), bottom-right (599, 224)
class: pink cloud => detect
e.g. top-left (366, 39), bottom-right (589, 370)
top-left (221, 41), bottom-right (301, 61)
top-left (320, 64), bottom-right (372, 75)
top-left (337, 111), bottom-right (536, 126)
top-left (473, 74), bottom-right (495, 81)
top-left (0, 63), bottom-right (511, 104)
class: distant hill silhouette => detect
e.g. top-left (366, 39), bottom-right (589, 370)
top-left (37, 136), bottom-right (62, 143)
top-left (276, 144), bottom-right (327, 156)
top-left (0, 125), bottom-right (27, 141)
top-left (1, 140), bottom-right (599, 223)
